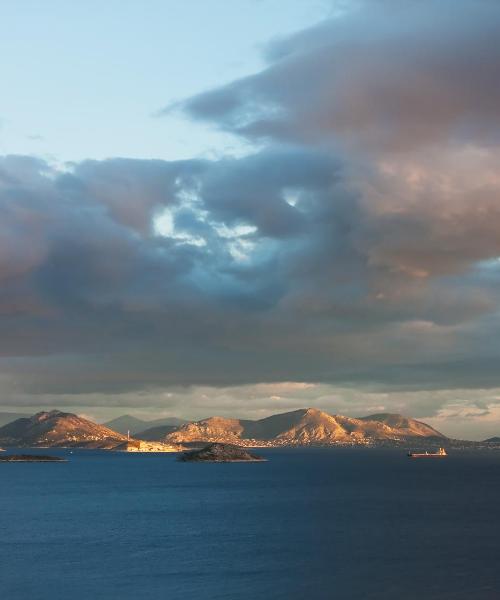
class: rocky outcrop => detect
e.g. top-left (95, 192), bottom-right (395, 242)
top-left (179, 443), bottom-right (266, 462)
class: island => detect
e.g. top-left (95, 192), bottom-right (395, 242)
top-left (0, 454), bottom-right (67, 462)
top-left (179, 442), bottom-right (266, 462)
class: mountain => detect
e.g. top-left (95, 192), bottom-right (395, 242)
top-left (102, 415), bottom-right (147, 435)
top-left (360, 413), bottom-right (445, 438)
top-left (162, 408), bottom-right (394, 445)
top-left (0, 411), bottom-right (31, 427)
top-left (134, 425), bottom-right (180, 441)
top-left (166, 416), bottom-right (251, 444)
top-left (103, 414), bottom-right (187, 435)
top-left (0, 407), bottom-right (446, 449)
top-left (165, 408), bottom-right (446, 446)
top-left (0, 410), bottom-right (127, 448)
top-left (484, 437), bottom-right (500, 443)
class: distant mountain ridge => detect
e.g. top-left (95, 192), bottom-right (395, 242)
top-left (0, 410), bottom-right (127, 448)
top-left (0, 411), bottom-right (31, 427)
top-left (0, 407), bottom-right (447, 448)
top-left (134, 424), bottom-right (179, 440)
top-left (360, 413), bottom-right (444, 438)
top-left (165, 408), bottom-right (446, 446)
top-left (103, 414), bottom-right (187, 435)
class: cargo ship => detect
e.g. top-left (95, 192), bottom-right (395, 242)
top-left (407, 447), bottom-right (447, 458)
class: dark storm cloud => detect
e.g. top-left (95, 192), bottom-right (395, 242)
top-left (198, 147), bottom-right (337, 237)
top-left (67, 158), bottom-right (206, 233)
top-left (2, 0), bottom-right (500, 410)
top-left (178, 0), bottom-right (500, 152)
top-left (171, 0), bottom-right (500, 280)
top-left (1, 145), bottom-right (500, 398)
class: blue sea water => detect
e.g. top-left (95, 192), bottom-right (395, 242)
top-left (1, 447), bottom-right (500, 600)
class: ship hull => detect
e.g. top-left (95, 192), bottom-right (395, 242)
top-left (408, 454), bottom-right (447, 458)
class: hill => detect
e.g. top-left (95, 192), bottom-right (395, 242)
top-left (103, 414), bottom-right (187, 435)
top-left (179, 443), bottom-right (265, 462)
top-left (165, 408), bottom-right (446, 446)
top-left (484, 437), bottom-right (500, 443)
top-left (0, 410), bottom-right (127, 448)
top-left (0, 408), bottom-right (447, 449)
top-left (360, 413), bottom-right (445, 438)
top-left (0, 412), bottom-right (31, 427)
top-left (166, 416), bottom-right (252, 444)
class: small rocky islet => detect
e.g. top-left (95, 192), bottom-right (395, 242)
top-left (0, 454), bottom-right (66, 462)
top-left (179, 442), bottom-right (266, 462)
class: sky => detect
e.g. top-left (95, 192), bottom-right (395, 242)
top-left (1, 0), bottom-right (500, 439)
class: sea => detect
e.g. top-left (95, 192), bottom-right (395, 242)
top-left (1, 447), bottom-right (499, 600)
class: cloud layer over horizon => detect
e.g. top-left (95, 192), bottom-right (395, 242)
top-left (1, 0), bottom-right (500, 432)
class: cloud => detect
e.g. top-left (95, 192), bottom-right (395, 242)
top-left (1, 145), bottom-right (500, 400)
top-left (178, 0), bottom-right (500, 153)
top-left (3, 381), bottom-right (500, 440)
top-left (2, 1), bottom-right (500, 427)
